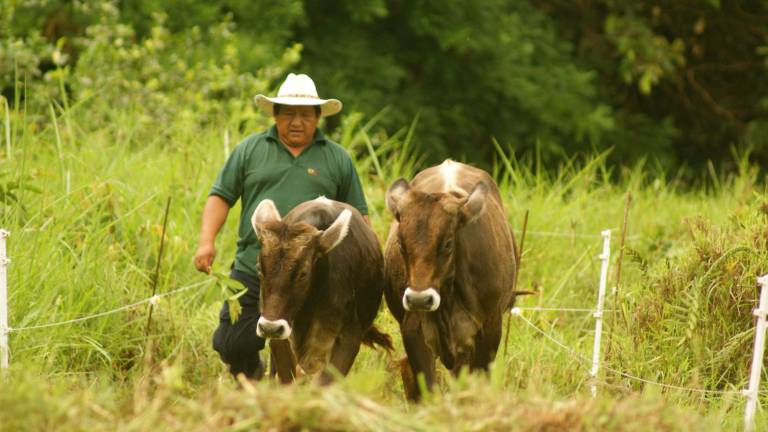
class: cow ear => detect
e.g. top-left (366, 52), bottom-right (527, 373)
top-left (386, 178), bottom-right (410, 220)
top-left (460, 183), bottom-right (489, 225)
top-left (251, 199), bottom-right (281, 238)
top-left (318, 209), bottom-right (352, 253)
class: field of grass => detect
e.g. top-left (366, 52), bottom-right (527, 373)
top-left (1, 95), bottom-right (767, 431)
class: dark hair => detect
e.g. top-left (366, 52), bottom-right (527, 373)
top-left (273, 104), bottom-right (321, 117)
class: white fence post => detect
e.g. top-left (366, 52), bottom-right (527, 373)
top-left (590, 229), bottom-right (611, 397)
top-left (743, 274), bottom-right (768, 432)
top-left (0, 229), bottom-right (9, 371)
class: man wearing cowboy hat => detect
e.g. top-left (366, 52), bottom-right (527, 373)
top-left (194, 73), bottom-right (369, 379)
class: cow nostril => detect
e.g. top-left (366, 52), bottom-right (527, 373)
top-left (257, 318), bottom-right (292, 339)
top-left (403, 288), bottom-right (441, 312)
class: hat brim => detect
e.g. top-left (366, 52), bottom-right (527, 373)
top-left (254, 95), bottom-right (343, 117)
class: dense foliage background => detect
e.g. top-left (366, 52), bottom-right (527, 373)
top-left (2, 0), bottom-right (767, 174)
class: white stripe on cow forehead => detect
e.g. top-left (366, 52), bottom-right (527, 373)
top-left (439, 159), bottom-right (467, 196)
top-left (314, 195), bottom-right (332, 205)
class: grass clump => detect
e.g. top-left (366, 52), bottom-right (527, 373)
top-left (618, 202), bottom-right (768, 393)
top-left (0, 365), bottom-right (722, 432)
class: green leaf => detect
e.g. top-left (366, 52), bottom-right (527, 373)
top-left (227, 289), bottom-right (247, 323)
top-left (211, 269), bottom-right (248, 323)
top-left (639, 73), bottom-right (653, 95)
top-left (212, 270), bottom-right (246, 293)
top-left (227, 296), bottom-right (242, 324)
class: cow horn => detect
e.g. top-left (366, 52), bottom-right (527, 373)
top-left (318, 209), bottom-right (352, 253)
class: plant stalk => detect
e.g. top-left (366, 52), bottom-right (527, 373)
top-left (145, 197), bottom-right (172, 337)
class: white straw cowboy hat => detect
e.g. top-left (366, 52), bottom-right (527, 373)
top-left (254, 73), bottom-right (342, 117)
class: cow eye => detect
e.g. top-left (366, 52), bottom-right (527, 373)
top-left (398, 241), bottom-right (407, 256)
top-left (298, 269), bottom-right (309, 280)
top-left (443, 238), bottom-right (454, 252)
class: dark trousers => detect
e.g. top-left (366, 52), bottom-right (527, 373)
top-left (212, 268), bottom-right (266, 378)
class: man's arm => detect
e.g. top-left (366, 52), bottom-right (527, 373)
top-left (194, 195), bottom-right (231, 273)
top-left (337, 153), bottom-right (370, 224)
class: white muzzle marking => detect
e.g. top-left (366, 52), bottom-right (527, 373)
top-left (403, 287), bottom-right (441, 312)
top-left (256, 317), bottom-right (292, 339)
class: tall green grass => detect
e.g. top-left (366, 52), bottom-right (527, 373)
top-left (1, 91), bottom-right (766, 430)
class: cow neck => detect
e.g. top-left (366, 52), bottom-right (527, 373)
top-left (434, 294), bottom-right (456, 366)
top-left (429, 278), bottom-right (483, 369)
top-left (320, 250), bottom-right (359, 319)
top-left (293, 256), bottom-right (330, 344)
top-left (430, 244), bottom-right (483, 329)
top-left (305, 254), bottom-right (337, 302)
top-left (452, 239), bottom-right (482, 317)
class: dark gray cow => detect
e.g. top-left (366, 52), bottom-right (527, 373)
top-left (251, 197), bottom-right (392, 384)
top-left (384, 160), bottom-right (517, 400)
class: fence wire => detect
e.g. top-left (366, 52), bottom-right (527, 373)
top-left (2, 227), bottom-right (759, 400)
top-left (512, 310), bottom-right (762, 396)
top-left (5, 279), bottom-right (213, 334)
top-left (513, 229), bottom-right (641, 240)
top-left (513, 306), bottom-right (616, 314)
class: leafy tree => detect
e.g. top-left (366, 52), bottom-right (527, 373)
top-left (297, 0), bottom-right (613, 167)
top-left (2, 0), bottom-right (766, 173)
top-left (543, 0), bottom-right (768, 171)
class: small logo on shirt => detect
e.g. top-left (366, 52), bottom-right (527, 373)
top-left (307, 167), bottom-right (318, 176)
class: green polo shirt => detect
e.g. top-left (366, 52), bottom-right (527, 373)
top-left (209, 125), bottom-right (368, 276)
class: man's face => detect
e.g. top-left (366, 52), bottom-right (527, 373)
top-left (275, 105), bottom-right (319, 149)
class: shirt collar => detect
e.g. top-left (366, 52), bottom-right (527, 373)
top-left (267, 125), bottom-right (327, 146)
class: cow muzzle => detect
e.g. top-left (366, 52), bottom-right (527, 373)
top-left (256, 317), bottom-right (292, 339)
top-left (403, 287), bottom-right (441, 312)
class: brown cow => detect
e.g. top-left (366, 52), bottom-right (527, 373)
top-left (384, 160), bottom-right (516, 400)
top-left (251, 196), bottom-right (392, 384)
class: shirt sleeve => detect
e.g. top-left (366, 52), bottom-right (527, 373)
top-left (209, 140), bottom-right (246, 206)
top-left (337, 154), bottom-right (369, 216)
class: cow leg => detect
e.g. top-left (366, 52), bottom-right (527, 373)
top-left (298, 317), bottom-right (343, 377)
top-left (450, 362), bottom-right (469, 378)
top-left (317, 335), bottom-right (362, 385)
top-left (450, 345), bottom-right (475, 377)
top-left (401, 315), bottom-right (436, 401)
top-left (269, 352), bottom-right (278, 378)
top-left (470, 318), bottom-right (502, 371)
top-left (269, 339), bottom-right (297, 384)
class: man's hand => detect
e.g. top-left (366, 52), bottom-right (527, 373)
top-left (195, 195), bottom-right (231, 274)
top-left (194, 242), bottom-right (216, 274)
